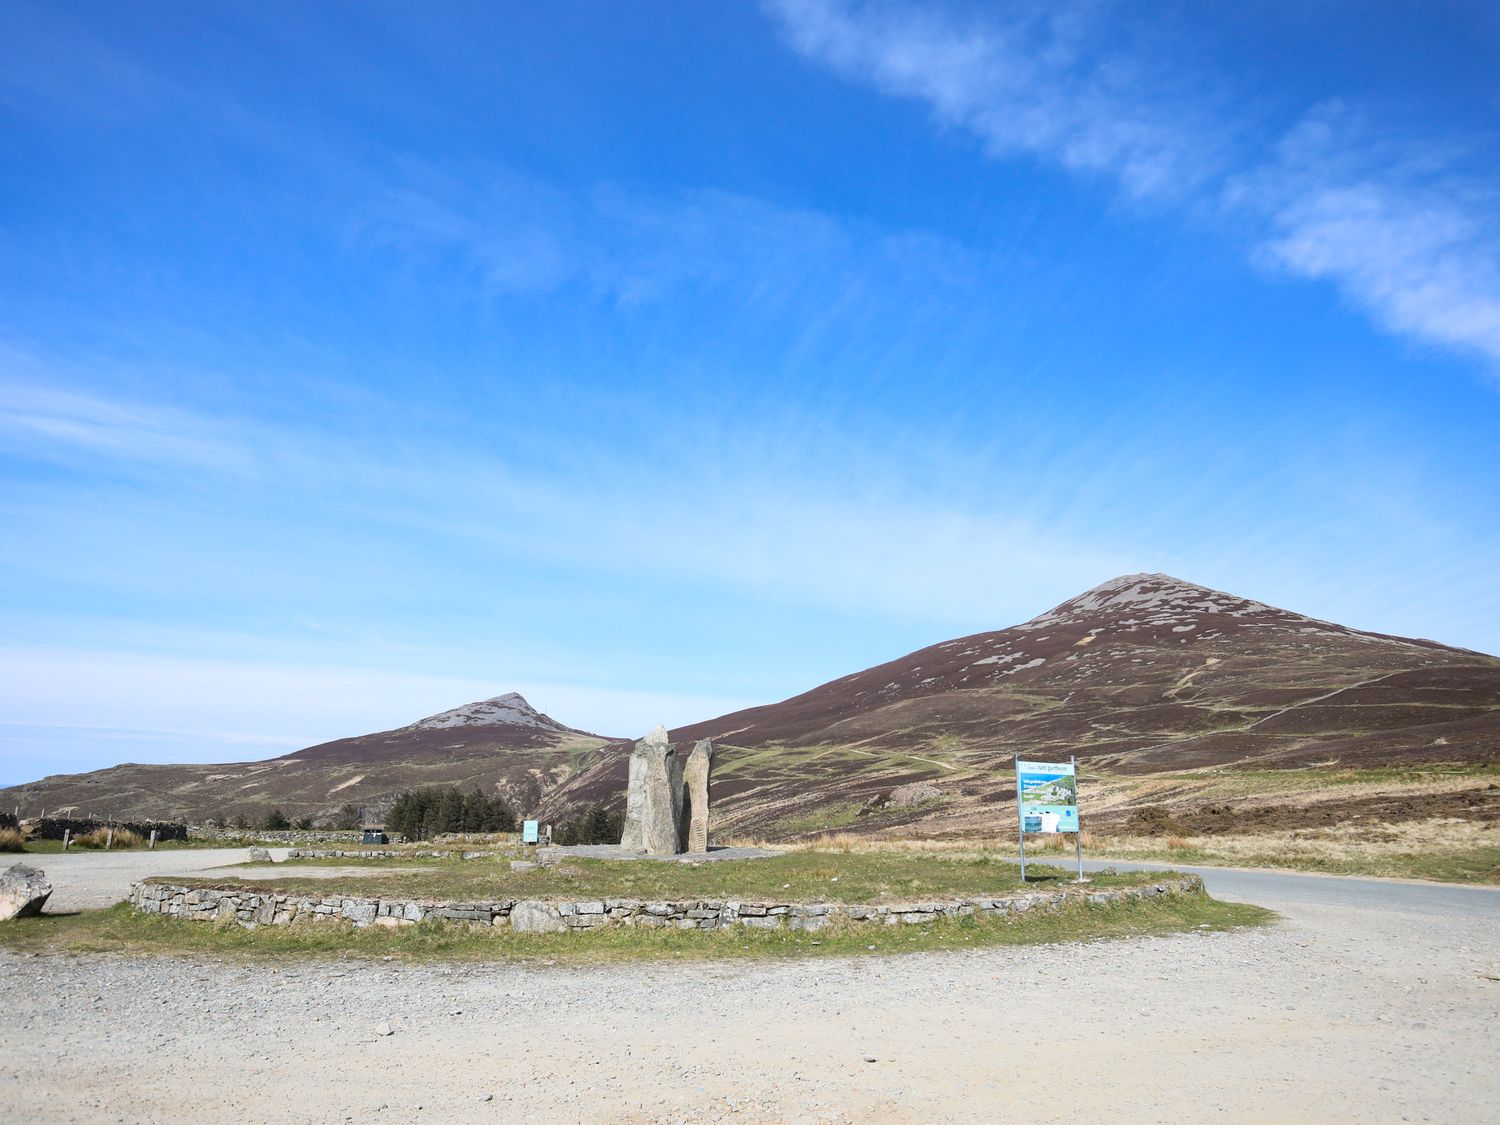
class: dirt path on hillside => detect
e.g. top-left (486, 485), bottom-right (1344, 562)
top-left (3, 878), bottom-right (1496, 1122)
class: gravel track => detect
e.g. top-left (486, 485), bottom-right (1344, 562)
top-left (2, 854), bottom-right (1497, 1122)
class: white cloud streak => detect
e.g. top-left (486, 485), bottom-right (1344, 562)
top-left (765, 0), bottom-right (1500, 370)
top-left (0, 360), bottom-right (253, 471)
top-left (1241, 105), bottom-right (1500, 366)
top-left (767, 0), bottom-right (1221, 199)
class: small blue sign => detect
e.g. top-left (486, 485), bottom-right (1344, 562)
top-left (522, 820), bottom-right (539, 844)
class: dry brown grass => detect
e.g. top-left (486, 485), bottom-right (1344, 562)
top-left (726, 814), bottom-right (1499, 883)
top-left (1089, 817), bottom-right (1499, 882)
top-left (72, 827), bottom-right (144, 849)
top-left (724, 830), bottom-right (1103, 857)
top-left (0, 828), bottom-right (24, 852)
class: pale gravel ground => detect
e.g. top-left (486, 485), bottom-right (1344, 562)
top-left (17, 848), bottom-right (281, 911)
top-left (2, 853), bottom-right (1498, 1122)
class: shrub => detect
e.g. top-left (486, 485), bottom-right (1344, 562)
top-left (261, 808), bottom-right (290, 831)
top-left (553, 804), bottom-right (623, 846)
top-left (331, 803), bottom-right (362, 831)
top-left (387, 786), bottom-right (515, 842)
top-left (0, 828), bottom-right (24, 852)
top-left (73, 827), bottom-right (143, 849)
top-left (1165, 835), bottom-right (1191, 850)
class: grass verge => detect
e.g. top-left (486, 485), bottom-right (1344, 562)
top-left (0, 893), bottom-right (1272, 965)
top-left (184, 853), bottom-right (1168, 903)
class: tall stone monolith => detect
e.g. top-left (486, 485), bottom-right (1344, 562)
top-left (684, 738), bottom-right (714, 854)
top-left (618, 725), bottom-right (684, 855)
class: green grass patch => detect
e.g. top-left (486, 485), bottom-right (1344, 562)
top-left (0, 893), bottom-right (1272, 965)
top-left (187, 852), bottom-right (1166, 904)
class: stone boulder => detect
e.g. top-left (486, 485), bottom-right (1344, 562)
top-left (0, 863), bottom-right (52, 921)
top-left (247, 847), bottom-right (272, 863)
top-left (888, 782), bottom-right (943, 809)
top-left (509, 900), bottom-right (567, 934)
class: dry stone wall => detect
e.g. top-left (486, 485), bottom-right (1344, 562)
top-left (193, 829), bottom-right (364, 844)
top-left (283, 848), bottom-right (498, 860)
top-left (129, 875), bottom-right (1203, 933)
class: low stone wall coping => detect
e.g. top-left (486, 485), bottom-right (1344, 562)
top-left (283, 849), bottom-right (498, 860)
top-left (128, 875), bottom-right (1203, 933)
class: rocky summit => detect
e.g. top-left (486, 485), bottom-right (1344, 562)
top-left (404, 693), bottom-right (583, 733)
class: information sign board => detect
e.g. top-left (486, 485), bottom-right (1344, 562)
top-left (522, 820), bottom-right (539, 845)
top-left (1014, 758), bottom-right (1084, 881)
top-left (1015, 760), bottom-right (1080, 833)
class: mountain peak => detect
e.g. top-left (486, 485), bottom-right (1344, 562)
top-left (406, 692), bottom-right (574, 733)
top-left (1022, 572), bottom-right (1287, 629)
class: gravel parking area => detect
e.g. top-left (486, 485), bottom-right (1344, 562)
top-left (2, 854), bottom-right (1497, 1122)
top-left (11, 848), bottom-right (273, 912)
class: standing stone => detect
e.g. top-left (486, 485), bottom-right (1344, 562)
top-left (0, 863), bottom-right (52, 921)
top-left (684, 739), bottom-right (715, 854)
top-left (618, 725), bottom-right (684, 855)
top-left (620, 745), bottom-right (650, 850)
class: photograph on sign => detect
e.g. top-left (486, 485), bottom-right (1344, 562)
top-left (1015, 759), bottom-right (1080, 833)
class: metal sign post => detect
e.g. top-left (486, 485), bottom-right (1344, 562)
top-left (1016, 757), bottom-right (1028, 881)
top-left (1072, 755), bottom-right (1086, 883)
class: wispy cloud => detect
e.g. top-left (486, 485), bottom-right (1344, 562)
top-left (0, 354), bottom-right (253, 471)
top-left (766, 0), bottom-right (1226, 199)
top-left (358, 165), bottom-right (994, 320)
top-left (1237, 104), bottom-right (1500, 367)
top-left (765, 0), bottom-right (1500, 370)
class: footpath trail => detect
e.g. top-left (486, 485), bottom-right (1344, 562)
top-left (2, 852), bottom-right (1497, 1122)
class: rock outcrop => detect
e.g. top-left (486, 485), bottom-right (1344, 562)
top-left (0, 863), bottom-right (52, 921)
top-left (888, 781), bottom-right (943, 808)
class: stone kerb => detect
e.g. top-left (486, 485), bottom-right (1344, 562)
top-left (128, 875), bottom-right (1203, 933)
top-left (283, 848), bottom-right (498, 860)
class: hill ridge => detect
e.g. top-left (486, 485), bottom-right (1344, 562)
top-left (3, 575), bottom-right (1495, 835)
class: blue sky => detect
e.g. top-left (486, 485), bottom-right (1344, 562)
top-left (3, 0), bottom-right (1498, 784)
